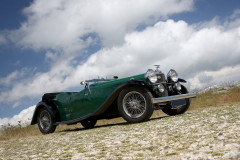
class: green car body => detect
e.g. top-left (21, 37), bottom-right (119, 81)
top-left (31, 67), bottom-right (196, 134)
top-left (55, 74), bottom-right (145, 121)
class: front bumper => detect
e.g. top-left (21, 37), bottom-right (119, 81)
top-left (151, 92), bottom-right (196, 104)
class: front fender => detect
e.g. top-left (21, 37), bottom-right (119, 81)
top-left (31, 102), bottom-right (57, 125)
top-left (92, 79), bottom-right (151, 116)
top-left (178, 78), bottom-right (187, 83)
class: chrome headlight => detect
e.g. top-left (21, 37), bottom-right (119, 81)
top-left (145, 69), bottom-right (157, 83)
top-left (167, 69), bottom-right (178, 82)
top-left (174, 82), bottom-right (181, 91)
top-left (158, 84), bottom-right (165, 93)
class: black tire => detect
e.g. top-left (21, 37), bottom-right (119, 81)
top-left (162, 85), bottom-right (190, 116)
top-left (37, 108), bottom-right (56, 134)
top-left (117, 86), bottom-right (153, 123)
top-left (81, 119), bottom-right (97, 129)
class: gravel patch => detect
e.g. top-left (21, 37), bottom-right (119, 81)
top-left (1, 104), bottom-right (240, 159)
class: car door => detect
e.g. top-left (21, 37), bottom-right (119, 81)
top-left (70, 83), bottom-right (110, 119)
top-left (67, 89), bottom-right (88, 120)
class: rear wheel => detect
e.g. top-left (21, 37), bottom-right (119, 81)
top-left (81, 119), bottom-right (97, 129)
top-left (37, 108), bottom-right (56, 134)
top-left (118, 86), bottom-right (153, 123)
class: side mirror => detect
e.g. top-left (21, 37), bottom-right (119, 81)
top-left (80, 81), bottom-right (86, 85)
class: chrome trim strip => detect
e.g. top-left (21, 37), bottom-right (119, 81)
top-left (151, 92), bottom-right (196, 104)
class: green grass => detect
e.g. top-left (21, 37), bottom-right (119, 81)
top-left (0, 84), bottom-right (239, 141)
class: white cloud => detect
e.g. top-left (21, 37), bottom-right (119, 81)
top-left (230, 9), bottom-right (240, 20)
top-left (10, 0), bottom-right (194, 50)
top-left (188, 65), bottom-right (240, 90)
top-left (0, 71), bottom-right (19, 86)
top-left (1, 18), bottom-right (240, 105)
top-left (0, 0), bottom-right (194, 104)
top-left (0, 105), bottom-right (35, 129)
top-left (0, 68), bottom-right (33, 87)
top-left (1, 1), bottom-right (240, 114)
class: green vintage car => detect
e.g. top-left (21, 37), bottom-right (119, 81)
top-left (31, 66), bottom-right (196, 134)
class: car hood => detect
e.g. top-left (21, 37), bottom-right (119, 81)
top-left (42, 92), bottom-right (77, 102)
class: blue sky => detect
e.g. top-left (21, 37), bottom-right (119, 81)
top-left (0, 0), bottom-right (240, 126)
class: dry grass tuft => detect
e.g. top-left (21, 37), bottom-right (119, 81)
top-left (0, 125), bottom-right (40, 141)
top-left (190, 86), bottom-right (240, 110)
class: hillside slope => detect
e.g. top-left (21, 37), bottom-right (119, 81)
top-left (1, 104), bottom-right (240, 159)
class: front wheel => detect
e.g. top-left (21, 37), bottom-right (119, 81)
top-left (118, 87), bottom-right (153, 123)
top-left (37, 108), bottom-right (56, 134)
top-left (81, 119), bottom-right (97, 129)
top-left (161, 85), bottom-right (190, 116)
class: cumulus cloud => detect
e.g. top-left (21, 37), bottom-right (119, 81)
top-left (10, 0), bottom-right (194, 50)
top-left (69, 19), bottom-right (240, 88)
top-left (1, 0), bottom-right (240, 115)
top-left (1, 18), bottom-right (240, 105)
top-left (0, 68), bottom-right (35, 87)
top-left (188, 65), bottom-right (240, 89)
top-left (0, 105), bottom-right (35, 129)
top-left (0, 0), bottom-right (194, 104)
top-left (230, 9), bottom-right (240, 20)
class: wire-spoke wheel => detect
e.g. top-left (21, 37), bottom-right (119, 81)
top-left (37, 108), bottom-right (56, 134)
top-left (118, 87), bottom-right (153, 123)
top-left (123, 91), bottom-right (146, 118)
top-left (39, 110), bottom-right (51, 130)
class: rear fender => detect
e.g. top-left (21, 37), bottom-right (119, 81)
top-left (31, 102), bottom-right (59, 125)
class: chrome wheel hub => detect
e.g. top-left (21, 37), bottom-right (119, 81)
top-left (39, 111), bottom-right (51, 131)
top-left (123, 91), bottom-right (146, 118)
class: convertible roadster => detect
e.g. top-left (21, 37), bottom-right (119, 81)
top-left (31, 66), bottom-right (196, 134)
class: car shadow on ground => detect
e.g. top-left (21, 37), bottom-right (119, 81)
top-left (59, 121), bottom-right (129, 133)
top-left (57, 113), bottom-right (191, 133)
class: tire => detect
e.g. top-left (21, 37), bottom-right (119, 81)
top-left (37, 108), bottom-right (56, 134)
top-left (118, 86), bottom-right (153, 123)
top-left (81, 119), bottom-right (97, 129)
top-left (161, 85), bottom-right (190, 116)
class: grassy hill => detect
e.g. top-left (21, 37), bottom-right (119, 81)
top-left (0, 85), bottom-right (240, 159)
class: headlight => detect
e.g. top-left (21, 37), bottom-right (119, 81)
top-left (167, 69), bottom-right (178, 82)
top-left (145, 69), bottom-right (157, 83)
top-left (158, 84), bottom-right (165, 93)
top-left (174, 82), bottom-right (181, 90)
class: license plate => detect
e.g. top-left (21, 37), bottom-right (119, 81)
top-left (171, 99), bottom-right (186, 108)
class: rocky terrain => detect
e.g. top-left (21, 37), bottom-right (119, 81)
top-left (1, 104), bottom-right (240, 159)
